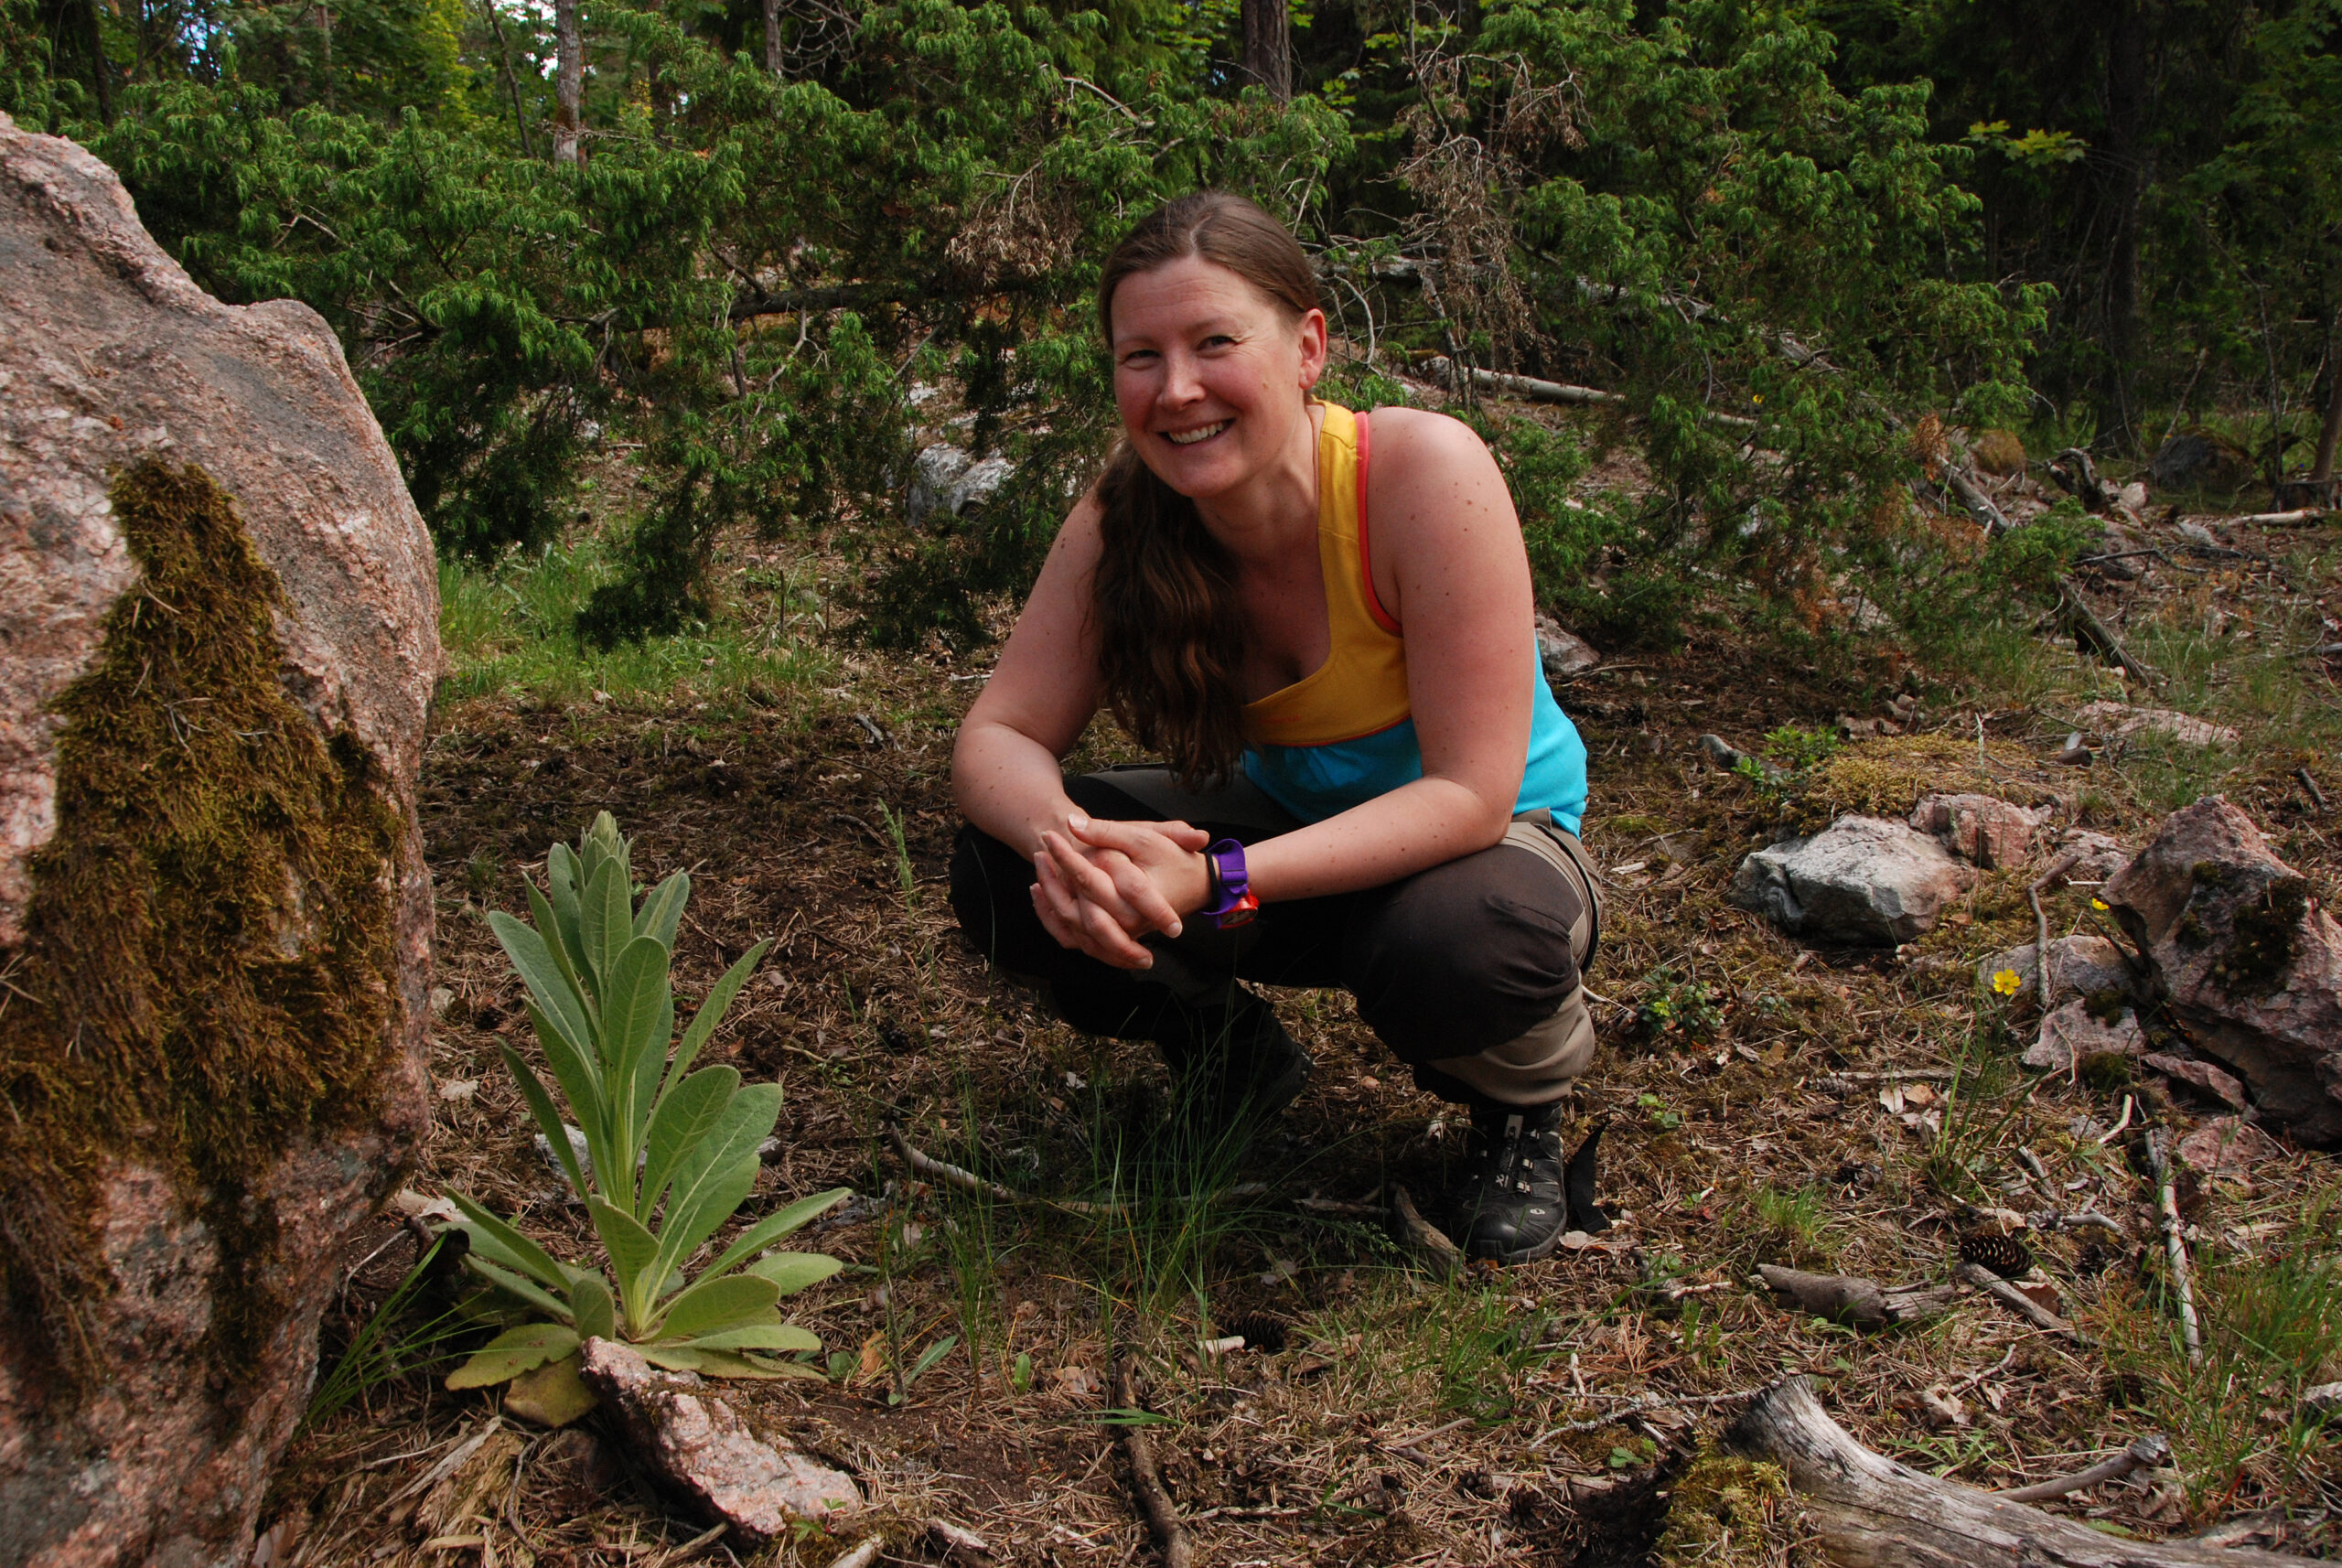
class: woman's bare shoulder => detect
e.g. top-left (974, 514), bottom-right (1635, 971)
top-left (1365, 404), bottom-right (1496, 465)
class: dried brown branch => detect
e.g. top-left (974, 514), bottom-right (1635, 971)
top-left (1387, 1183), bottom-right (1464, 1278)
top-left (1112, 1358), bottom-right (1194, 1568)
top-left (1998, 1434), bottom-right (2171, 1504)
top-left (2057, 576), bottom-right (2160, 686)
top-left (1956, 1262), bottom-right (2086, 1342)
top-left (2143, 1128), bottom-right (2204, 1364)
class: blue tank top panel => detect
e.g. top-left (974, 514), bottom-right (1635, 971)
top-left (1241, 650), bottom-right (1589, 833)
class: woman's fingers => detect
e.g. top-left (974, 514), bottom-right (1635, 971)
top-left (1032, 852), bottom-right (1153, 968)
top-left (1040, 831), bottom-right (1161, 934)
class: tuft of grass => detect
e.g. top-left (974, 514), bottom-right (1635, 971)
top-left (438, 536), bottom-right (832, 705)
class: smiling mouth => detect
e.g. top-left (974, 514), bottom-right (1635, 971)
top-left (1163, 420), bottom-right (1230, 446)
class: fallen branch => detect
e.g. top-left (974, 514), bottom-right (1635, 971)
top-left (2057, 577), bottom-right (2160, 686)
top-left (1112, 1358), bottom-right (1194, 1568)
top-left (2232, 509), bottom-right (2325, 526)
top-left (2297, 768), bottom-right (2328, 815)
top-left (1942, 466), bottom-right (2014, 538)
top-left (1388, 1183), bottom-right (1465, 1278)
top-left (1957, 1262), bottom-right (2085, 1342)
top-left (1426, 357), bottom-right (1625, 407)
top-left (1999, 1434), bottom-right (2172, 1503)
top-left (886, 1126), bottom-right (1121, 1219)
top-left (825, 1541), bottom-right (883, 1568)
top-left (1727, 1377), bottom-right (2308, 1568)
top-left (2144, 1129), bottom-right (2204, 1365)
top-left (1757, 1265), bottom-right (1957, 1328)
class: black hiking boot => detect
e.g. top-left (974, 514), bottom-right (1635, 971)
top-left (1157, 993), bottom-right (1314, 1133)
top-left (1449, 1099), bottom-right (1571, 1263)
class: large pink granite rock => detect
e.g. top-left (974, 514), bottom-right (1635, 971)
top-left (2103, 798), bottom-right (2342, 1144)
top-left (0, 113), bottom-right (437, 1565)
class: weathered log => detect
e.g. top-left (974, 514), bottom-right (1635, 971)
top-left (1426, 357), bottom-right (1626, 407)
top-left (2057, 576), bottom-right (2161, 686)
top-left (1758, 1266), bottom-right (1958, 1328)
top-left (1726, 1377), bottom-right (2311, 1568)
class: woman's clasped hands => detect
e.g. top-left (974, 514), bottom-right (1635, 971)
top-left (1030, 812), bottom-right (1216, 970)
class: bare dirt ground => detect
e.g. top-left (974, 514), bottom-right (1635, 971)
top-left (268, 490), bottom-right (2342, 1568)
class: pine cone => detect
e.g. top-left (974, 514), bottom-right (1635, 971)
top-left (1959, 1230), bottom-right (2034, 1278)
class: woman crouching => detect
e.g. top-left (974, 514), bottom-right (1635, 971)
top-left (947, 191), bottom-right (1601, 1264)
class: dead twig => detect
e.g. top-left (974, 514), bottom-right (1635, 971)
top-left (1957, 1262), bottom-right (2086, 1343)
top-left (1387, 1183), bottom-right (1464, 1279)
top-left (2297, 767), bottom-right (2328, 814)
top-left (885, 1125), bottom-right (1121, 1219)
top-left (2057, 576), bottom-right (2160, 686)
top-left (2144, 1128), bottom-right (2204, 1364)
top-left (1998, 1433), bottom-right (2172, 1503)
top-left (1112, 1358), bottom-right (1194, 1568)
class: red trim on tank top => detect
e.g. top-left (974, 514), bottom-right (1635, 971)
top-left (1355, 411), bottom-right (1402, 635)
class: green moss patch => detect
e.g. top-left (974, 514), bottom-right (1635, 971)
top-left (1783, 736), bottom-right (2054, 833)
top-left (0, 462), bottom-right (406, 1391)
top-left (1654, 1447), bottom-right (1793, 1568)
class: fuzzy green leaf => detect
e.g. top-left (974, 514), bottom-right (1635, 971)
top-left (640, 1066), bottom-right (740, 1221)
top-left (489, 911), bottom-right (593, 1057)
top-left (744, 1251), bottom-right (845, 1298)
top-left (501, 1044), bottom-right (589, 1199)
top-left (675, 1323), bottom-right (822, 1354)
top-left (698, 1187), bottom-right (849, 1283)
top-left (523, 999), bottom-right (608, 1176)
top-left (582, 857), bottom-right (630, 997)
top-left (670, 940), bottom-right (768, 1089)
top-left (526, 876), bottom-right (596, 1030)
top-left (656, 1155), bottom-right (761, 1287)
top-left (446, 1322), bottom-right (578, 1389)
top-left (656, 1272), bottom-right (782, 1341)
top-left (453, 1192), bottom-right (571, 1293)
top-left (462, 1255), bottom-right (575, 1323)
top-left (568, 1272), bottom-right (617, 1342)
top-left (545, 843), bottom-right (591, 982)
top-left (588, 1198), bottom-right (661, 1326)
top-left (634, 870), bottom-right (689, 948)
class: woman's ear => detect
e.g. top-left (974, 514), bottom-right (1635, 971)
top-left (1295, 307), bottom-right (1329, 391)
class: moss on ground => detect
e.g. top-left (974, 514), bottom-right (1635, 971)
top-left (0, 462), bottom-right (406, 1391)
top-left (1784, 735), bottom-right (2056, 833)
top-left (1655, 1447), bottom-right (1794, 1568)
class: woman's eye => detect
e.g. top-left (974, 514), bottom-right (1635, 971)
top-left (1200, 335), bottom-right (1236, 349)
top-left (1119, 350), bottom-right (1158, 368)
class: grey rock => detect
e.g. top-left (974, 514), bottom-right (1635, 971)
top-left (2054, 828), bottom-right (2132, 883)
top-left (2076, 701), bottom-right (2240, 748)
top-left (1910, 792), bottom-right (2049, 870)
top-left (907, 446), bottom-right (1013, 526)
top-left (1729, 816), bottom-right (1976, 945)
top-left (2022, 999), bottom-right (2147, 1072)
top-left (2143, 1052), bottom-right (2250, 1111)
top-left (1976, 936), bottom-right (2137, 1008)
top-left (2175, 1116), bottom-right (2287, 1177)
top-left (2301, 1381), bottom-right (2342, 1418)
top-left (577, 1338), bottom-right (859, 1544)
top-left (1534, 614), bottom-right (1601, 682)
top-left (2104, 798), bottom-right (2342, 1144)
top-left (0, 115), bottom-right (435, 1565)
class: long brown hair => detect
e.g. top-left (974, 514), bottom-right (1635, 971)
top-left (1091, 192), bottom-right (1322, 787)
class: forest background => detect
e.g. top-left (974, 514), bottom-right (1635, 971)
top-left (2, 0), bottom-right (2337, 656)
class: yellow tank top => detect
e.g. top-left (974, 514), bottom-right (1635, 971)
top-left (1241, 403), bottom-right (1410, 747)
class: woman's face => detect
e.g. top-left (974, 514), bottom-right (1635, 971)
top-left (1109, 255), bottom-right (1327, 501)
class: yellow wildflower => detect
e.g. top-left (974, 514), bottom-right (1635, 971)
top-left (2091, 897), bottom-right (2109, 910)
top-left (1992, 968), bottom-right (2023, 996)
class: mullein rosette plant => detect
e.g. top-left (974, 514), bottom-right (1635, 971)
top-left (446, 814), bottom-right (845, 1403)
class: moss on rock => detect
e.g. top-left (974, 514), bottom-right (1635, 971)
top-left (0, 461), bottom-right (405, 1390)
top-left (1655, 1447), bottom-right (1794, 1568)
top-left (1784, 736), bottom-right (2053, 834)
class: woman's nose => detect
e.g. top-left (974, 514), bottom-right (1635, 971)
top-left (1159, 352), bottom-right (1205, 405)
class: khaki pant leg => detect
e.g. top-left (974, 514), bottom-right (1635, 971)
top-left (1421, 818), bottom-right (1603, 1107)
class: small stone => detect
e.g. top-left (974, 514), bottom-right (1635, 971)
top-left (1909, 792), bottom-right (2048, 869)
top-left (2301, 1382), bottom-right (2342, 1417)
top-left (1534, 615), bottom-right (1601, 682)
top-left (2143, 1053), bottom-right (2250, 1111)
top-left (2076, 701), bottom-right (2240, 749)
top-left (2105, 798), bottom-right (2342, 1144)
top-left (576, 1338), bottom-right (859, 1544)
top-left (437, 1078), bottom-right (479, 1104)
top-left (2021, 1000), bottom-right (2146, 1072)
top-left (1975, 936), bottom-right (2135, 1008)
top-left (929, 1520), bottom-right (992, 1562)
top-left (2175, 1117), bottom-right (2287, 1177)
top-left (428, 985), bottom-right (458, 1019)
top-left (2053, 828), bottom-right (2131, 882)
top-left (1729, 816), bottom-right (1976, 945)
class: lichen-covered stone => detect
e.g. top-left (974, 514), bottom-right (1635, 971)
top-left (2103, 798), bottom-right (2342, 1144)
top-left (577, 1338), bottom-right (860, 1543)
top-left (0, 115), bottom-right (436, 1566)
top-left (1730, 816), bottom-right (1975, 945)
top-left (1975, 936), bottom-right (2138, 1010)
top-left (2022, 1000), bottom-right (2147, 1072)
top-left (1910, 792), bottom-right (2047, 869)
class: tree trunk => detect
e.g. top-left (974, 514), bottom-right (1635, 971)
top-left (2313, 344), bottom-right (2342, 483)
top-left (2101, 0), bottom-right (2149, 445)
top-left (763, 0), bottom-right (782, 76)
top-left (1726, 1378), bottom-right (2310, 1568)
top-left (1241, 0), bottom-right (1290, 102)
top-left (79, 0), bottom-right (113, 123)
top-left (553, 0), bottom-right (582, 167)
top-left (481, 0), bottom-right (534, 158)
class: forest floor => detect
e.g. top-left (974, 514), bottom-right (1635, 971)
top-left (270, 427), bottom-right (2342, 1568)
